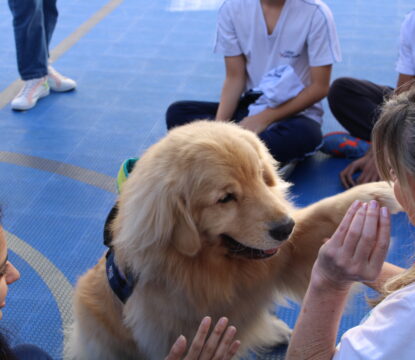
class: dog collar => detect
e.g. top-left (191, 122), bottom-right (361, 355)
top-left (104, 203), bottom-right (137, 304)
top-left (105, 247), bottom-right (136, 304)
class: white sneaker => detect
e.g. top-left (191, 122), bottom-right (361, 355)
top-left (11, 77), bottom-right (50, 111)
top-left (47, 66), bottom-right (77, 92)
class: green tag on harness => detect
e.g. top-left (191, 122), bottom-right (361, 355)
top-left (116, 157), bottom-right (139, 194)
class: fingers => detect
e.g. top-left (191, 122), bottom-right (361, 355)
top-left (369, 207), bottom-right (391, 273)
top-left (341, 202), bottom-right (368, 257)
top-left (200, 317), bottom-right (240, 360)
top-left (226, 339), bottom-right (241, 359)
top-left (353, 200), bottom-right (380, 261)
top-left (199, 317), bottom-right (229, 360)
top-left (317, 200), bottom-right (391, 286)
top-left (356, 166), bottom-right (381, 185)
top-left (167, 317), bottom-right (239, 360)
top-left (330, 200), bottom-right (362, 247)
top-left (165, 335), bottom-right (188, 360)
top-left (213, 325), bottom-right (239, 360)
top-left (185, 317), bottom-right (212, 359)
top-left (340, 165), bottom-right (357, 189)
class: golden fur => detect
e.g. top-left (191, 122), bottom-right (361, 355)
top-left (65, 121), bottom-right (401, 360)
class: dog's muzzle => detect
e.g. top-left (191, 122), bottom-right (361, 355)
top-left (221, 218), bottom-right (295, 260)
top-left (268, 218), bottom-right (295, 241)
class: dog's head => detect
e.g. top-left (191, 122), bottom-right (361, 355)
top-left (112, 121), bottom-right (295, 267)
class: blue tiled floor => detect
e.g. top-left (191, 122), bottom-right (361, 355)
top-left (0, 0), bottom-right (414, 359)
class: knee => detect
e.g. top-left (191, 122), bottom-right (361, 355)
top-left (10, 0), bottom-right (42, 19)
top-left (328, 77), bottom-right (356, 107)
top-left (165, 101), bottom-right (189, 130)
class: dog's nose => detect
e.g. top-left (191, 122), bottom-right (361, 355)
top-left (268, 218), bottom-right (295, 241)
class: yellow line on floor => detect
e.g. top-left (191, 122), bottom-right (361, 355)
top-left (0, 0), bottom-right (124, 109)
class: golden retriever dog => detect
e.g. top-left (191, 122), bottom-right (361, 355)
top-left (65, 121), bottom-right (400, 360)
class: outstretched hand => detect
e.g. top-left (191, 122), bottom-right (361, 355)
top-left (312, 200), bottom-right (391, 291)
top-left (165, 317), bottom-right (240, 360)
top-left (340, 149), bottom-right (380, 189)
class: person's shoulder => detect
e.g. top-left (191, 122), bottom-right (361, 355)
top-left (403, 9), bottom-right (415, 26)
top-left (383, 282), bottom-right (415, 308)
top-left (406, 8), bottom-right (415, 19)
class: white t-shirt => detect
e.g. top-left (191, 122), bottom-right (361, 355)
top-left (396, 10), bottom-right (415, 76)
top-left (333, 281), bottom-right (415, 360)
top-left (214, 0), bottom-right (341, 124)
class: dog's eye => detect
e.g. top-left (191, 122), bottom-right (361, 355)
top-left (218, 193), bottom-right (236, 204)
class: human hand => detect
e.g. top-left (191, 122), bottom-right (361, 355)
top-left (165, 317), bottom-right (240, 360)
top-left (340, 149), bottom-right (380, 189)
top-left (238, 115), bottom-right (269, 134)
top-left (311, 200), bottom-right (390, 291)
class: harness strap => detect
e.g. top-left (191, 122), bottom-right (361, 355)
top-left (105, 247), bottom-right (136, 304)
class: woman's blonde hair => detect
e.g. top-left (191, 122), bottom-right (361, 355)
top-left (372, 85), bottom-right (415, 303)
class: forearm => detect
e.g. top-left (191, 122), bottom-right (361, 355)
top-left (286, 275), bottom-right (350, 360)
top-left (364, 262), bottom-right (404, 292)
top-left (250, 82), bottom-right (328, 127)
top-left (287, 198), bottom-right (391, 360)
top-left (215, 76), bottom-right (246, 121)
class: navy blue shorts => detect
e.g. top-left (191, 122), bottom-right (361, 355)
top-left (165, 98), bottom-right (322, 164)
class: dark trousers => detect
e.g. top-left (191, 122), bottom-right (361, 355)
top-left (13, 344), bottom-right (53, 360)
top-left (165, 98), bottom-right (322, 164)
top-left (8, 0), bottom-right (58, 80)
top-left (327, 77), bottom-right (394, 141)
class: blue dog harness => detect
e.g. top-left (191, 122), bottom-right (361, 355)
top-left (104, 159), bottom-right (139, 303)
top-left (104, 204), bottom-right (137, 304)
top-left (105, 247), bottom-right (136, 304)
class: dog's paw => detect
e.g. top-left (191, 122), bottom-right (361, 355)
top-left (255, 315), bottom-right (291, 349)
top-left (269, 317), bottom-right (292, 345)
top-left (349, 181), bottom-right (403, 214)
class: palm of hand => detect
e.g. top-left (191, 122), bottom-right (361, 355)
top-left (313, 200), bottom-right (390, 290)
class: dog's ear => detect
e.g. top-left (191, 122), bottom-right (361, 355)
top-left (113, 161), bottom-right (202, 260)
top-left (239, 129), bottom-right (278, 187)
top-left (172, 197), bottom-right (201, 257)
top-left (263, 158), bottom-right (277, 187)
top-left (261, 149), bottom-right (279, 187)
top-left (112, 163), bottom-right (179, 256)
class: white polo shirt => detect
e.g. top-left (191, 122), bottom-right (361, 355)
top-left (396, 10), bottom-right (415, 76)
top-left (333, 281), bottom-right (415, 359)
top-left (214, 0), bottom-right (341, 124)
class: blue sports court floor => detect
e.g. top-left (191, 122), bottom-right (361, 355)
top-left (0, 0), bottom-right (414, 359)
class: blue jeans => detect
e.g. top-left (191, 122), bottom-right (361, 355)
top-left (8, 0), bottom-right (58, 80)
top-left (166, 99), bottom-right (322, 164)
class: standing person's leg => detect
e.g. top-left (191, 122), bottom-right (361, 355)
top-left (8, 0), bottom-right (50, 110)
top-left (42, 0), bottom-right (58, 53)
top-left (255, 116), bottom-right (322, 164)
top-left (8, 0), bottom-right (48, 80)
top-left (41, 0), bottom-right (76, 92)
top-left (328, 77), bottom-right (394, 141)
